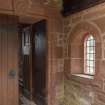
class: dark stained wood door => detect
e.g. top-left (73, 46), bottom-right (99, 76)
top-left (32, 20), bottom-right (47, 104)
top-left (0, 15), bottom-right (19, 105)
top-left (19, 25), bottom-right (32, 98)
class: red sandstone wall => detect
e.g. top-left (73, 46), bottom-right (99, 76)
top-left (47, 14), bottom-right (64, 105)
top-left (64, 2), bottom-right (105, 105)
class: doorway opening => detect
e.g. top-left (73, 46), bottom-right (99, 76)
top-left (18, 20), bottom-right (47, 105)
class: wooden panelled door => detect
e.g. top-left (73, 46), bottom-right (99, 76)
top-left (0, 16), bottom-right (18, 105)
top-left (32, 20), bottom-right (47, 105)
top-left (20, 20), bottom-right (47, 105)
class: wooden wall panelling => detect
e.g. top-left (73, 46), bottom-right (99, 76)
top-left (0, 16), bottom-right (3, 105)
top-left (7, 16), bottom-right (18, 105)
top-left (0, 17), bottom-right (3, 105)
top-left (1, 15), bottom-right (8, 105)
top-left (0, 15), bottom-right (18, 105)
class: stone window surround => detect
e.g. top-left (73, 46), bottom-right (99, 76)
top-left (67, 21), bottom-right (102, 80)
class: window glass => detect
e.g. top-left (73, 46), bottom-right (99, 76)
top-left (84, 35), bottom-right (95, 75)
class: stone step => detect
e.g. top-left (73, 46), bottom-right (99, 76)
top-left (20, 95), bottom-right (36, 105)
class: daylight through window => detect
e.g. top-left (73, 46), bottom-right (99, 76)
top-left (84, 35), bottom-right (95, 75)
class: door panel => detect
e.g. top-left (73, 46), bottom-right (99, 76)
top-left (32, 20), bottom-right (47, 104)
top-left (0, 16), bottom-right (18, 105)
top-left (20, 26), bottom-right (32, 98)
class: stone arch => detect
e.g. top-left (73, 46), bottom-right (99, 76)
top-left (68, 21), bottom-right (101, 44)
top-left (66, 21), bottom-right (102, 76)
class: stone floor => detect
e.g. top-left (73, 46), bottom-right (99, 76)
top-left (20, 95), bottom-right (36, 105)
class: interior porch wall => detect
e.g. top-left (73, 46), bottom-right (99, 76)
top-left (63, 2), bottom-right (105, 105)
top-left (47, 13), bottom-right (64, 105)
top-left (0, 0), bottom-right (65, 104)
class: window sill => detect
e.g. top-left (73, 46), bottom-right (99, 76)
top-left (72, 74), bottom-right (94, 80)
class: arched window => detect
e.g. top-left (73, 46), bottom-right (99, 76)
top-left (84, 35), bottom-right (95, 75)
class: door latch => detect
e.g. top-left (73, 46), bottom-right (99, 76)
top-left (9, 69), bottom-right (16, 78)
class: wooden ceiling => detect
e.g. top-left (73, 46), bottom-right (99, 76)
top-left (62, 0), bottom-right (105, 16)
